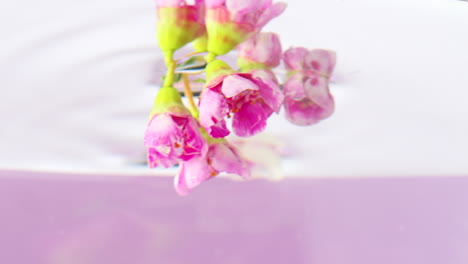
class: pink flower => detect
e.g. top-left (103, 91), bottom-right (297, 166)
top-left (283, 73), bottom-right (335, 126)
top-left (174, 140), bottom-right (250, 195)
top-left (144, 106), bottom-right (207, 168)
top-left (199, 68), bottom-right (283, 138)
top-left (204, 0), bottom-right (287, 55)
top-left (282, 48), bottom-right (336, 126)
top-left (237, 32), bottom-right (282, 69)
top-left (205, 0), bottom-right (285, 27)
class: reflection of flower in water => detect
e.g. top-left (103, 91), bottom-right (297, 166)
top-left (228, 133), bottom-right (286, 181)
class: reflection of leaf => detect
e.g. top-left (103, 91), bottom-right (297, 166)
top-left (175, 56), bottom-right (207, 74)
top-left (174, 73), bottom-right (182, 83)
top-left (193, 78), bottom-right (206, 83)
top-left (182, 56), bottom-right (203, 66)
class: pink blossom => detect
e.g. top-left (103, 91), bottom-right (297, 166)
top-left (199, 70), bottom-right (283, 138)
top-left (205, 0), bottom-right (286, 27)
top-left (282, 48), bottom-right (336, 126)
top-left (174, 140), bottom-right (250, 196)
top-left (237, 32), bottom-right (282, 69)
top-left (144, 108), bottom-right (207, 168)
top-left (283, 73), bottom-right (335, 126)
top-left (205, 0), bottom-right (286, 55)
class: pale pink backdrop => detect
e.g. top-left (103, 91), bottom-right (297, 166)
top-left (1, 170), bottom-right (468, 264)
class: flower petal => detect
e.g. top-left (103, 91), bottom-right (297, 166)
top-left (144, 114), bottom-right (184, 167)
top-left (283, 47), bottom-right (308, 71)
top-left (255, 2), bottom-right (287, 30)
top-left (251, 69), bottom-right (284, 112)
top-left (144, 114), bottom-right (185, 144)
top-left (284, 98), bottom-right (321, 126)
top-left (179, 116), bottom-right (208, 160)
top-left (205, 74), bottom-right (226, 90)
top-left (283, 73), bottom-right (307, 100)
top-left (199, 88), bottom-right (231, 138)
top-left (226, 0), bottom-right (271, 13)
top-left (303, 74), bottom-right (333, 108)
top-left (209, 142), bottom-right (251, 178)
top-left (174, 156), bottom-right (214, 196)
top-left (304, 49), bottom-right (337, 76)
top-left (145, 113), bottom-right (206, 167)
top-left (283, 94), bottom-right (334, 126)
top-left (232, 101), bottom-right (270, 137)
top-left (226, 0), bottom-right (270, 22)
top-left (204, 0), bottom-right (226, 8)
top-left (237, 32), bottom-right (282, 68)
top-left (147, 148), bottom-right (178, 168)
top-left (221, 74), bottom-right (259, 98)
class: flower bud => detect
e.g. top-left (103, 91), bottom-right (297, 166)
top-left (204, 0), bottom-right (286, 55)
top-left (156, 1), bottom-right (205, 52)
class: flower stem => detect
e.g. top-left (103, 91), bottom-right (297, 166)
top-left (205, 52), bottom-right (217, 63)
top-left (182, 73), bottom-right (199, 118)
top-left (163, 50), bottom-right (176, 87)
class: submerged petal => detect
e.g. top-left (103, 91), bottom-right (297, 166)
top-left (209, 142), bottom-right (251, 179)
top-left (174, 156), bottom-right (214, 196)
top-left (174, 140), bottom-right (251, 196)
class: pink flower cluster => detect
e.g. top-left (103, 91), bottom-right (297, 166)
top-left (148, 0), bottom-right (337, 195)
top-left (199, 68), bottom-right (283, 138)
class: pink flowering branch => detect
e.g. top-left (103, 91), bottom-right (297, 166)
top-left (148, 0), bottom-right (338, 195)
